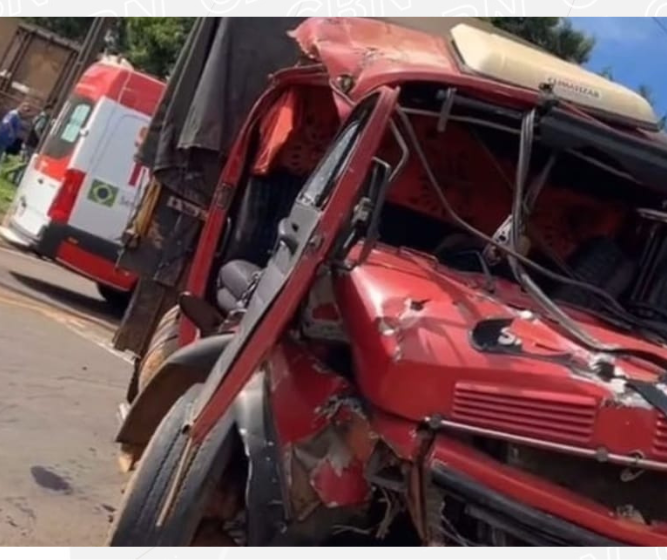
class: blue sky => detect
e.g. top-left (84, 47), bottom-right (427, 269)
top-left (569, 17), bottom-right (667, 117)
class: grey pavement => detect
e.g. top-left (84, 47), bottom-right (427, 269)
top-left (0, 246), bottom-right (131, 545)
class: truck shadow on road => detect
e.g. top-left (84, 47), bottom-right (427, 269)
top-left (8, 272), bottom-right (123, 326)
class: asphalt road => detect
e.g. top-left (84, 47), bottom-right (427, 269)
top-left (0, 245), bottom-right (131, 545)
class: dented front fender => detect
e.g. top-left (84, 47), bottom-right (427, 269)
top-left (117, 334), bottom-right (234, 447)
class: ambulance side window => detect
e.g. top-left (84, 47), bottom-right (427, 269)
top-left (42, 95), bottom-right (94, 160)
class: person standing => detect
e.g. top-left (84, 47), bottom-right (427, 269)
top-left (0, 102), bottom-right (32, 162)
top-left (24, 102), bottom-right (53, 160)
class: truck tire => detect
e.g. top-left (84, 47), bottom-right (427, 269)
top-left (108, 385), bottom-right (198, 545)
top-left (120, 305), bottom-right (182, 472)
top-left (127, 305), bottom-right (181, 403)
top-left (97, 283), bottom-right (132, 312)
top-left (108, 384), bottom-right (236, 546)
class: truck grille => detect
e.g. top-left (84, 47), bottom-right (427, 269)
top-left (654, 415), bottom-right (667, 458)
top-left (452, 384), bottom-right (596, 445)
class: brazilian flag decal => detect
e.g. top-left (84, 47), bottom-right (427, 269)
top-left (88, 180), bottom-right (119, 208)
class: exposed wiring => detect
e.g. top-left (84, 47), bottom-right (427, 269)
top-left (395, 107), bottom-right (629, 316)
top-left (439, 513), bottom-right (478, 547)
top-left (525, 224), bottom-right (667, 342)
top-left (404, 106), bottom-right (641, 183)
top-left (395, 105), bottom-right (667, 372)
top-left (507, 111), bottom-right (617, 351)
top-left (507, 112), bottom-right (667, 346)
top-left (470, 122), bottom-right (667, 340)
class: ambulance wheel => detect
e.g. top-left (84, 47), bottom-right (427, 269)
top-left (97, 283), bottom-right (132, 312)
top-left (108, 384), bottom-right (237, 546)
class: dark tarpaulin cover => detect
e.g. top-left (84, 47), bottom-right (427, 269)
top-left (137, 17), bottom-right (305, 206)
top-left (113, 15), bottom-right (508, 352)
top-left (119, 16), bottom-right (475, 285)
top-left (132, 17), bottom-right (491, 207)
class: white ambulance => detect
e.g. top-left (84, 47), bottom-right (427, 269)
top-left (0, 60), bottom-right (165, 307)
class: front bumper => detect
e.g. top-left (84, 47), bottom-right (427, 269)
top-left (0, 224), bottom-right (33, 249)
top-left (2, 220), bottom-right (135, 291)
top-left (32, 221), bottom-right (120, 263)
top-left (427, 435), bottom-right (667, 546)
top-left (430, 463), bottom-right (622, 546)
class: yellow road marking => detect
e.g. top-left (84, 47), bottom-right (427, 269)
top-left (0, 290), bottom-right (73, 321)
top-left (0, 288), bottom-right (133, 364)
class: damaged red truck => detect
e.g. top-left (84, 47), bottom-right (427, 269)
top-left (107, 18), bottom-right (667, 546)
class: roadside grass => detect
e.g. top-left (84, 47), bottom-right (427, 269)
top-left (0, 174), bottom-right (15, 217)
top-left (0, 156), bottom-right (23, 217)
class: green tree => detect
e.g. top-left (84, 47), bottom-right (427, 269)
top-left (119, 18), bottom-right (194, 79)
top-left (22, 17), bottom-right (194, 79)
top-left (481, 17), bottom-right (595, 64)
top-left (23, 18), bottom-right (93, 42)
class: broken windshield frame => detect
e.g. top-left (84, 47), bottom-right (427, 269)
top-left (400, 88), bottom-right (667, 193)
top-left (298, 100), bottom-right (375, 208)
top-left (384, 88), bottom-right (667, 371)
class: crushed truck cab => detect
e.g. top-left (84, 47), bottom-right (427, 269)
top-left (108, 18), bottom-right (667, 547)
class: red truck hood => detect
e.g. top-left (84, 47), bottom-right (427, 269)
top-left (334, 245), bottom-right (667, 461)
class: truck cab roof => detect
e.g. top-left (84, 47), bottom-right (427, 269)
top-left (294, 18), bottom-right (659, 132)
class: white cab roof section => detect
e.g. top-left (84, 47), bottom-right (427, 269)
top-left (450, 23), bottom-right (659, 130)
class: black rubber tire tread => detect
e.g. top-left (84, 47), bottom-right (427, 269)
top-left (156, 416), bottom-right (236, 546)
top-left (137, 306), bottom-right (181, 393)
top-left (107, 384), bottom-right (200, 546)
top-left (143, 305), bottom-right (180, 356)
